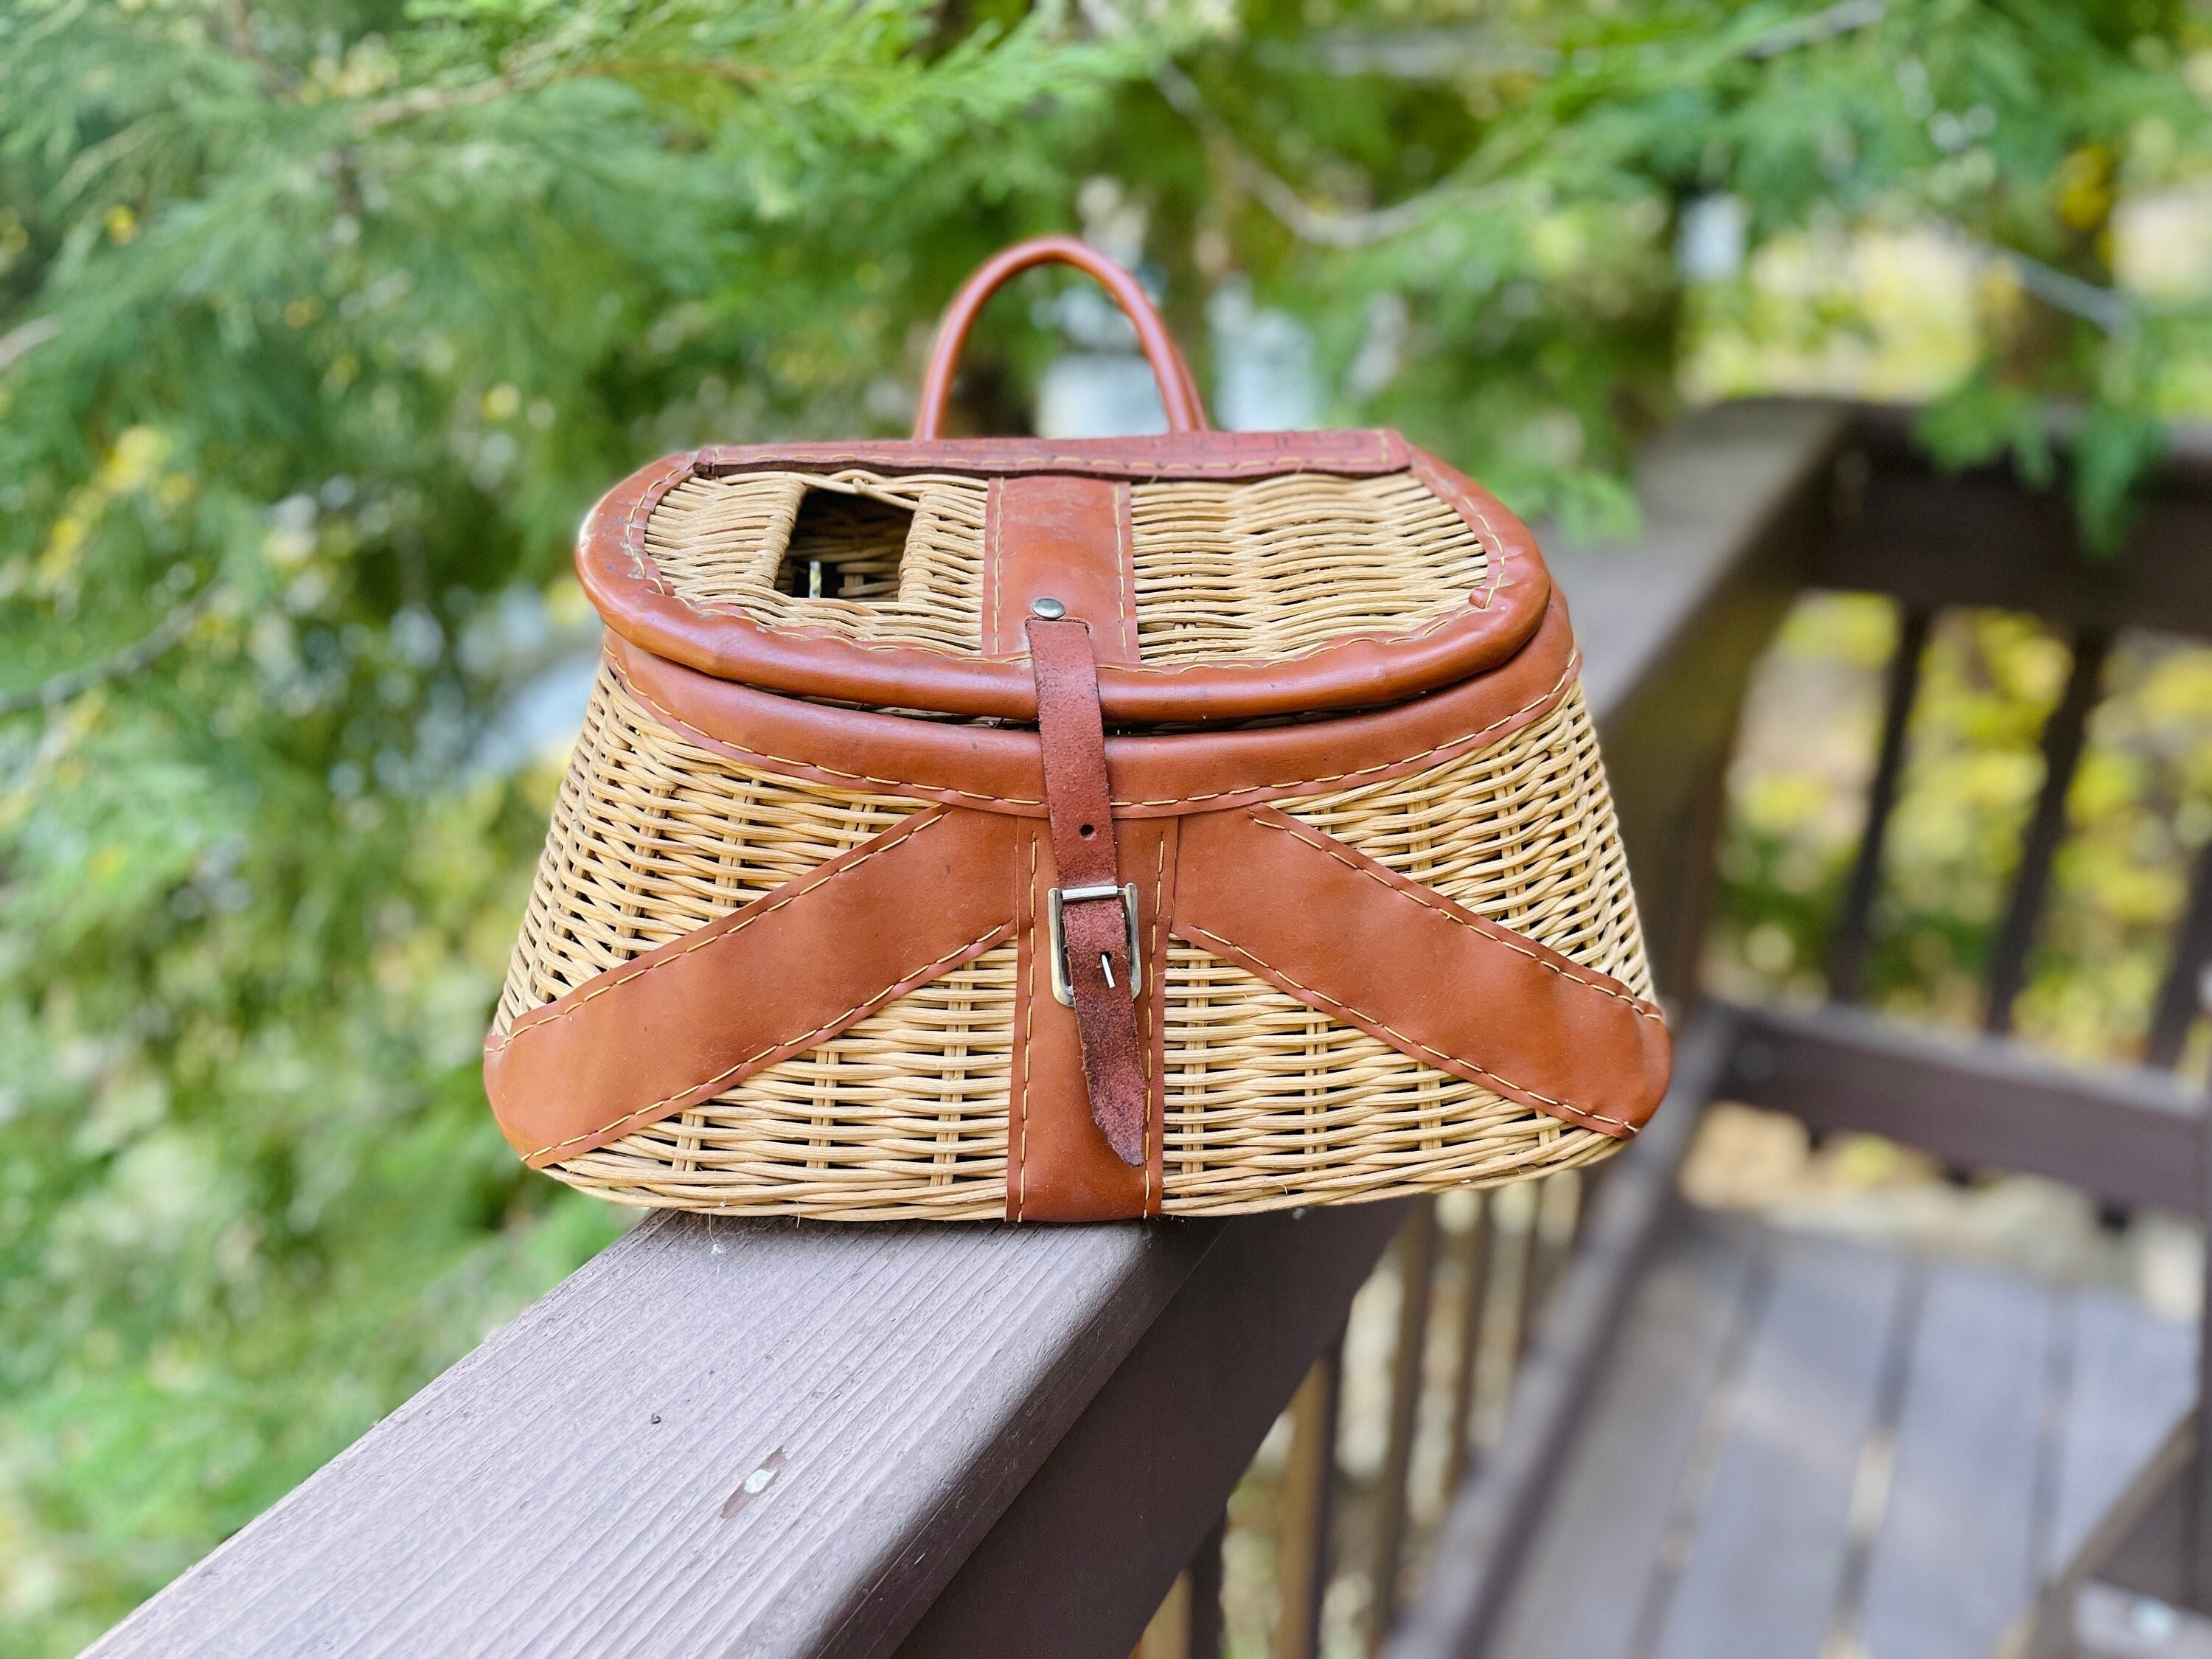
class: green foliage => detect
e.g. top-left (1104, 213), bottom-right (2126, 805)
top-left (0, 1), bottom-right (1162, 1649)
top-left (3, 0), bottom-right (2210, 1650)
top-left (1709, 597), bottom-right (2212, 1063)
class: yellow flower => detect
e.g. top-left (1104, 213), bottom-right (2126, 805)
top-left (2055, 146), bottom-right (2114, 233)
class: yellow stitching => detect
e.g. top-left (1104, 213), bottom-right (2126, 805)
top-left (622, 454), bottom-right (696, 599)
top-left (707, 455), bottom-right (1394, 473)
top-left (698, 436), bottom-right (1401, 475)
top-left (616, 653), bottom-right (1576, 815)
top-left (1145, 828), bottom-right (1168, 1214)
top-left (490, 809), bottom-right (949, 1053)
top-left (619, 672), bottom-right (1046, 806)
top-left (1177, 922), bottom-right (1639, 1134)
top-left (1018, 830), bottom-right (1037, 1222)
top-left (987, 477), bottom-right (1005, 655)
top-left (1114, 480), bottom-right (1137, 662)
top-left (1124, 661), bottom-right (1574, 806)
top-left (1411, 453), bottom-right (1510, 613)
top-left (529, 922), bottom-right (1010, 1161)
top-left (1245, 808), bottom-right (1664, 1023)
top-left (659, 586), bottom-right (1489, 672)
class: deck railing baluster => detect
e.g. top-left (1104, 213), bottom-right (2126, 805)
top-left (1276, 1336), bottom-right (1345, 1659)
top-left (1183, 1513), bottom-right (1225, 1659)
top-left (1368, 1199), bottom-right (1441, 1652)
top-left (1829, 604), bottom-right (1933, 1004)
top-left (1523, 1172), bottom-right (1582, 1343)
top-left (1441, 1194), bottom-right (1495, 1500)
top-left (1486, 1183), bottom-right (1538, 1422)
top-left (1985, 627), bottom-right (2111, 1036)
top-left (2147, 837), bottom-right (2212, 1071)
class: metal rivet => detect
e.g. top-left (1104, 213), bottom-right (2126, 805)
top-left (1030, 597), bottom-right (1067, 619)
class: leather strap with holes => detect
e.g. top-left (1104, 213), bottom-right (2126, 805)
top-left (1023, 615), bottom-right (1150, 1166)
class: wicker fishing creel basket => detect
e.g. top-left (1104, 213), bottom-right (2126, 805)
top-left (483, 238), bottom-right (1670, 1224)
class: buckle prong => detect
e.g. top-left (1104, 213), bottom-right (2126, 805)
top-left (1048, 883), bottom-right (1141, 1007)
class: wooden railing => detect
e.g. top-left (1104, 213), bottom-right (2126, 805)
top-left (86, 400), bottom-right (2212, 1659)
top-left (1383, 404), bottom-right (2212, 1658)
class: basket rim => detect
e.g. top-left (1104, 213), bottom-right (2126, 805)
top-left (606, 591), bottom-right (1579, 823)
top-left (577, 433), bottom-right (1553, 728)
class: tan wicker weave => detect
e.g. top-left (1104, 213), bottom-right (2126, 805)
top-left (640, 468), bottom-right (1489, 667)
top-left (492, 240), bottom-right (1662, 1220)
top-left (496, 658), bottom-right (1646, 1219)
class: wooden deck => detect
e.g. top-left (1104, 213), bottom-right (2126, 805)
top-left (1490, 1199), bottom-right (2195, 1659)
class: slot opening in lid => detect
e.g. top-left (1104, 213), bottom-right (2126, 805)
top-left (773, 486), bottom-right (914, 602)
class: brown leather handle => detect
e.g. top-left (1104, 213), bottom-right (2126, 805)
top-left (913, 236), bottom-right (1211, 439)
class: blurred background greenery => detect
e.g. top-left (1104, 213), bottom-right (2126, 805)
top-left (4, 0), bottom-right (2212, 1652)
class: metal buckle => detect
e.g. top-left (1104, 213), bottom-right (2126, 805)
top-left (1047, 883), bottom-right (1141, 1008)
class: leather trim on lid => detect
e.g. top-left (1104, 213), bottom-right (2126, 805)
top-left (605, 590), bottom-right (1582, 821)
top-left (698, 428), bottom-right (1410, 479)
top-left (577, 432), bottom-right (1551, 726)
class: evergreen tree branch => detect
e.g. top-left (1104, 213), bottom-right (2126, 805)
top-left (1978, 242), bottom-right (2134, 335)
top-left (1744, 0), bottom-right (1885, 60)
top-left (352, 59), bottom-right (775, 131)
top-left (0, 592), bottom-right (212, 717)
top-left (1152, 58), bottom-right (1484, 248)
top-left (0, 316), bottom-right (62, 375)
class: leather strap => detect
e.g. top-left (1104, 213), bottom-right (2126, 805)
top-left (483, 807), bottom-right (1018, 1166)
top-left (1172, 805), bottom-right (1672, 1138)
top-left (1009, 817), bottom-right (1174, 1220)
top-left (984, 476), bottom-right (1139, 663)
top-left (698, 429), bottom-right (1408, 479)
top-left (1023, 615), bottom-right (1148, 1165)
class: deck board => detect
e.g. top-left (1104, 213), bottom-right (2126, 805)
top-left (1855, 1262), bottom-right (2056, 1659)
top-left (1651, 1228), bottom-right (1909, 1659)
top-left (1490, 1208), bottom-right (1763, 1659)
top-left (1492, 1203), bottom-right (2194, 1659)
top-left (2048, 1288), bottom-right (2197, 1575)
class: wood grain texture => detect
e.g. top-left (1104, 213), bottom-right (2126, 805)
top-left (1381, 1013), bottom-right (1735, 1659)
top-left (2051, 1290), bottom-right (2197, 1576)
top-left (1649, 1231), bottom-right (1907, 1659)
top-left (1856, 1263), bottom-right (2057, 1659)
top-left (1548, 399), bottom-right (1845, 1001)
top-left (1489, 1206), bottom-right (1764, 1659)
top-left (1478, 1219), bottom-right (2199, 1659)
top-left (894, 1200), bottom-right (1405, 1659)
top-left (1823, 405), bottom-right (2212, 643)
top-left (1721, 998), bottom-right (2205, 1214)
top-left (86, 1212), bottom-right (1214, 1659)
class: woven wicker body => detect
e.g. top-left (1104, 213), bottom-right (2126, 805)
top-left (487, 241), bottom-right (1665, 1222)
top-left (496, 608), bottom-right (1652, 1218)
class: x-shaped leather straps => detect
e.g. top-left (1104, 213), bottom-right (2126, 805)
top-left (482, 647), bottom-right (1672, 1220)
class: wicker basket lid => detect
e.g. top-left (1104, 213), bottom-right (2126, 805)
top-left (577, 428), bottom-right (1554, 727)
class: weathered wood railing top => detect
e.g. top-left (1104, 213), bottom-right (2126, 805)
top-left (88, 398), bottom-right (2212, 1659)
